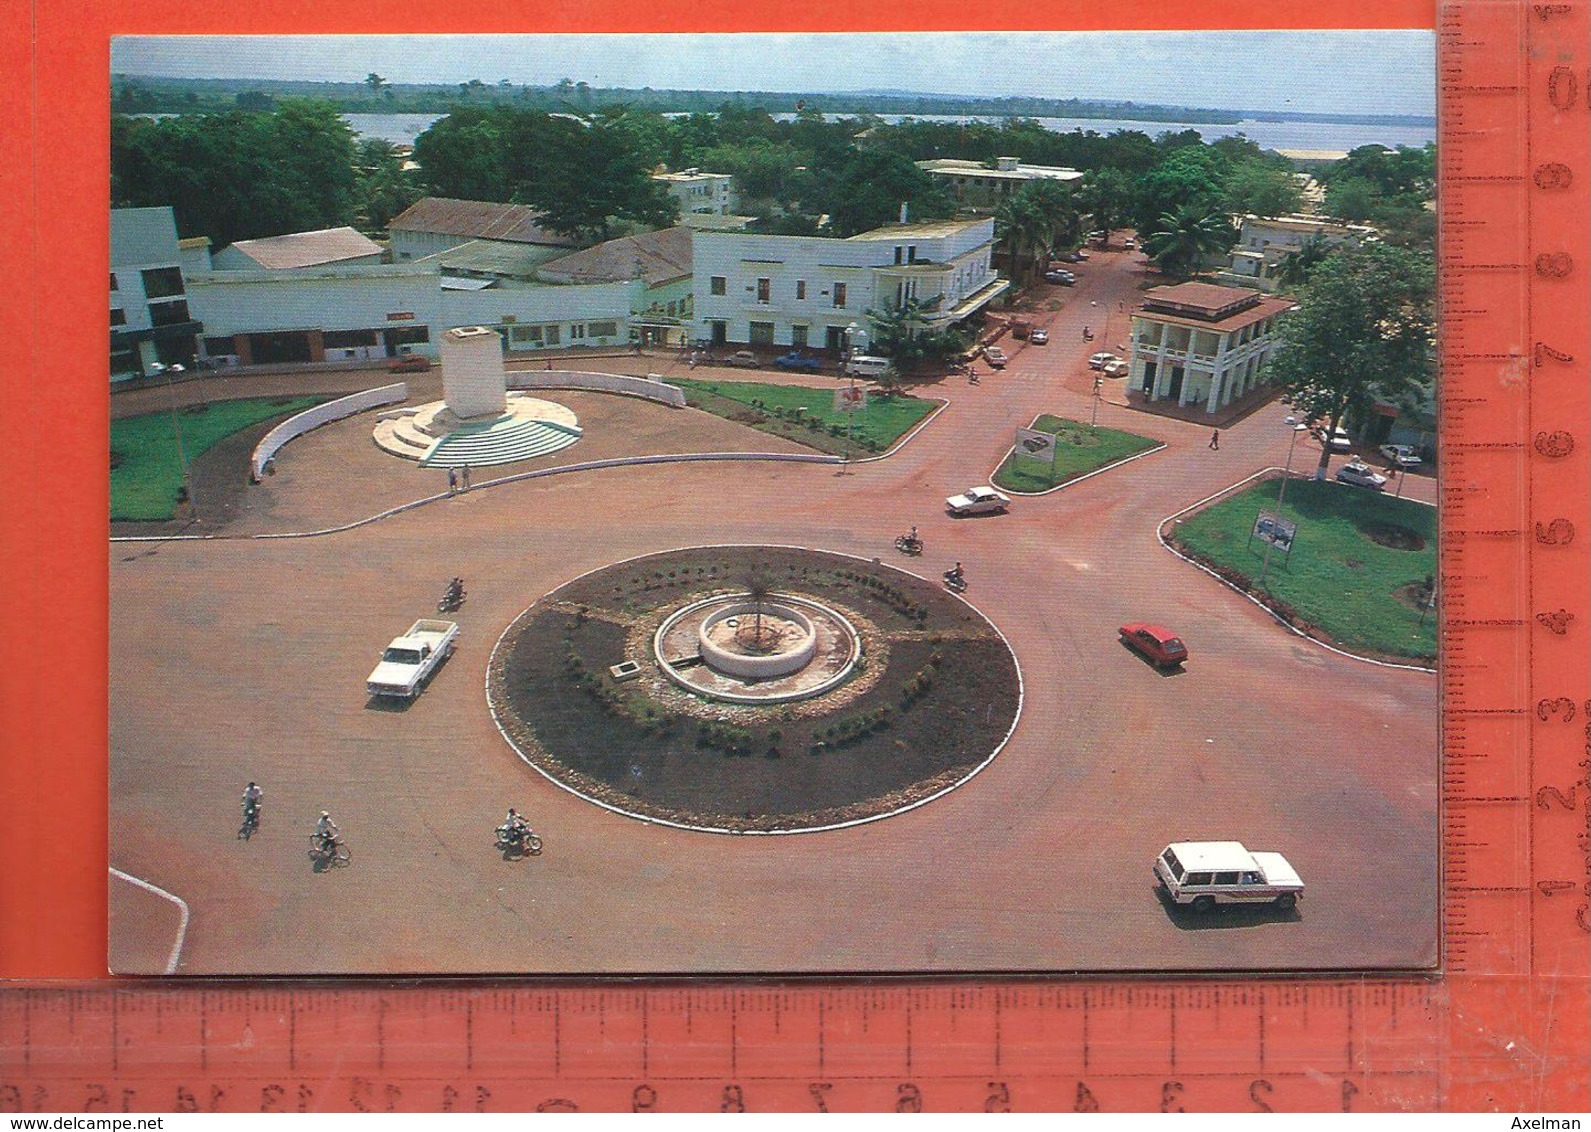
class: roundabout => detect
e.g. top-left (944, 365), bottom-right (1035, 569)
top-left (486, 546), bottom-right (1022, 833)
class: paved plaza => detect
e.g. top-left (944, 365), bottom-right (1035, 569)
top-left (109, 247), bottom-right (1438, 975)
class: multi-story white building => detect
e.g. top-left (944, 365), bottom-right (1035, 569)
top-left (916, 157), bottom-right (1084, 212)
top-left (1220, 214), bottom-right (1375, 291)
top-left (652, 169), bottom-right (737, 219)
top-left (1128, 282), bottom-right (1297, 415)
top-left (111, 206), bottom-right (205, 380)
top-left (692, 217), bottom-right (1007, 351)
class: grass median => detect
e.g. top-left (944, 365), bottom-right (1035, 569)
top-left (111, 396), bottom-right (329, 521)
top-left (1168, 477), bottom-right (1437, 662)
top-left (673, 378), bottom-right (936, 459)
top-left (992, 414), bottom-right (1161, 492)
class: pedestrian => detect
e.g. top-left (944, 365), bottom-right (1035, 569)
top-left (1209, 428), bottom-right (1221, 451)
top-left (545, 358), bottom-right (553, 371)
top-left (461, 465), bottom-right (471, 490)
top-left (447, 468), bottom-right (458, 494)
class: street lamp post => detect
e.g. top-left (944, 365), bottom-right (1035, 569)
top-left (162, 364), bottom-right (197, 524)
top-left (1258, 416), bottom-right (1308, 587)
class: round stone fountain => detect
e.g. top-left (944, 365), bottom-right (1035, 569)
top-left (654, 592), bottom-right (861, 704)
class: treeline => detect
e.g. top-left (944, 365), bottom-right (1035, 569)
top-left (111, 73), bottom-right (1245, 123)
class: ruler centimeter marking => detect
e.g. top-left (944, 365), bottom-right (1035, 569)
top-left (1, 1), bottom-right (1587, 1112)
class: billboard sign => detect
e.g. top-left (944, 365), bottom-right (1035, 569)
top-left (1252, 511), bottom-right (1297, 554)
top-left (1015, 428), bottom-right (1058, 460)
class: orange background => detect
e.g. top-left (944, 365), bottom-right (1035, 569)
top-left (0, 0), bottom-right (1436, 980)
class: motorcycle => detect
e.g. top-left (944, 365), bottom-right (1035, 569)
top-left (942, 568), bottom-right (968, 593)
top-left (438, 577), bottom-right (466, 613)
top-left (495, 822), bottom-right (543, 857)
top-left (238, 798), bottom-right (261, 840)
top-left (894, 533), bottom-right (924, 556)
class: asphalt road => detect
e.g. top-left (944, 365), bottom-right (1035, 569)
top-left (109, 247), bottom-right (1438, 975)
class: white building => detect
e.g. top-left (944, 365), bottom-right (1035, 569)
top-left (652, 169), bottom-right (737, 219)
top-left (111, 206), bottom-right (205, 380)
top-left (692, 218), bottom-right (1007, 351)
top-left (387, 198), bottom-right (579, 265)
top-left (917, 157), bottom-right (1084, 212)
top-left (1220, 214), bottom-right (1375, 291)
top-left (183, 260), bottom-right (639, 366)
top-left (1128, 282), bottom-right (1297, 415)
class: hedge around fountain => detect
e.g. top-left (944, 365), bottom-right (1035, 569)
top-left (487, 546), bottom-right (1021, 833)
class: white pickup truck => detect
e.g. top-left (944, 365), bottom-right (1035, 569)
top-left (366, 619), bottom-right (458, 699)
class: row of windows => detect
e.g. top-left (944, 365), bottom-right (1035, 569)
top-left (505, 320), bottom-right (620, 346)
top-left (110, 267), bottom-right (186, 299)
top-left (709, 275), bottom-right (849, 308)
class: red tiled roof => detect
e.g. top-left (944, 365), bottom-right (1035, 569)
top-left (536, 227), bottom-right (692, 287)
top-left (225, 227), bottom-right (382, 269)
top-left (1136, 289), bottom-right (1296, 334)
top-left (388, 197), bottom-right (578, 247)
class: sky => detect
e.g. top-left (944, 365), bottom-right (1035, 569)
top-left (110, 31), bottom-right (1436, 118)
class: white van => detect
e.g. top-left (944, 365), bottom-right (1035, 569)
top-left (1153, 841), bottom-right (1304, 912)
top-left (843, 354), bottom-right (894, 378)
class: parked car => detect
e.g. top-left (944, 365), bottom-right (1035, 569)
top-left (1029, 328), bottom-right (1049, 345)
top-left (945, 485), bottom-right (1012, 515)
top-left (1102, 359), bottom-right (1130, 378)
top-left (1043, 269), bottom-right (1076, 285)
top-left (1089, 352), bottom-right (1121, 370)
top-left (1378, 443), bottom-right (1424, 469)
top-left (724, 350), bottom-right (761, 368)
top-left (1118, 622), bottom-right (1188, 668)
top-left (773, 351), bottom-right (823, 371)
top-left (1154, 841), bottom-right (1305, 912)
top-left (389, 354), bottom-right (431, 373)
top-left (1054, 251), bottom-right (1083, 263)
top-left (983, 347), bottom-right (1008, 369)
top-left (1336, 457), bottom-right (1388, 490)
top-left (1124, 237), bottom-right (1138, 250)
top-left (1316, 423), bottom-right (1354, 452)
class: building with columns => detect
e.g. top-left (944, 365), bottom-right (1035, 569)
top-left (1128, 283), bottom-right (1296, 415)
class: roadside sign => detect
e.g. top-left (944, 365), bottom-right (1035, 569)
top-left (1015, 427), bottom-right (1057, 459)
top-left (834, 386), bottom-right (867, 413)
top-left (1252, 510), bottom-right (1297, 554)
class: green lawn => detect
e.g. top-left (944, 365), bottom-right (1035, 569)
top-left (992, 415), bottom-right (1161, 492)
top-left (673, 378), bottom-right (937, 459)
top-left (1170, 478), bottom-right (1437, 661)
top-left (111, 396), bottom-right (329, 521)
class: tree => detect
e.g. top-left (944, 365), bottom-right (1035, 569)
top-left (994, 192), bottom-right (1048, 286)
top-left (1223, 160), bottom-right (1302, 219)
top-left (1265, 244), bottom-right (1436, 478)
top-left (1078, 167), bottom-right (1133, 245)
top-left (1142, 205), bottom-right (1235, 279)
top-left (355, 138), bottom-right (421, 230)
top-left (822, 151), bottom-right (953, 238)
top-left (1130, 146), bottom-right (1227, 234)
top-left (1324, 176), bottom-right (1379, 223)
top-left (365, 73), bottom-right (388, 103)
top-left (525, 114), bottom-right (679, 239)
top-left (1274, 232), bottom-right (1333, 289)
top-left (865, 295), bottom-right (936, 369)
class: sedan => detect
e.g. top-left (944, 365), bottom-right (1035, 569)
top-left (1043, 270), bottom-right (1076, 286)
top-left (724, 350), bottom-right (761, 368)
top-left (773, 351), bottom-right (824, 371)
top-left (1336, 458), bottom-right (1388, 490)
top-left (1089, 351), bottom-right (1121, 370)
top-left (945, 485), bottom-right (1012, 516)
top-left (1029, 328), bottom-right (1049, 345)
top-left (390, 354), bottom-right (432, 373)
top-left (1378, 443), bottom-right (1423, 469)
top-left (1102, 359), bottom-right (1130, 378)
top-left (1119, 622), bottom-right (1188, 668)
top-left (983, 347), bottom-right (1009, 369)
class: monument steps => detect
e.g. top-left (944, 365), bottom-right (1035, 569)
top-left (419, 418), bottom-right (581, 468)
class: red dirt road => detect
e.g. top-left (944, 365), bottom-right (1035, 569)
top-left (109, 249), bottom-right (1437, 975)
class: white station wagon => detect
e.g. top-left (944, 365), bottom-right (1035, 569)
top-left (945, 485), bottom-right (1012, 515)
top-left (1154, 841), bottom-right (1305, 912)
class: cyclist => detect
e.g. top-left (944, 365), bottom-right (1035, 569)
top-left (314, 810), bottom-right (340, 852)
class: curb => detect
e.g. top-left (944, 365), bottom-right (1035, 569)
top-left (108, 867), bottom-right (190, 975)
top-left (989, 410), bottom-right (1167, 497)
top-left (1156, 468), bottom-right (1438, 674)
top-left (484, 543), bottom-right (1024, 836)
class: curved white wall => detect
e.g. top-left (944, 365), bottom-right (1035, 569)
top-left (509, 370), bottom-right (686, 408)
top-left (251, 383), bottom-right (408, 481)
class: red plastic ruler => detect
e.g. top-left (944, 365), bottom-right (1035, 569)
top-left (2, 0), bottom-right (1588, 1112)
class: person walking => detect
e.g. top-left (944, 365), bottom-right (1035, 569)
top-left (447, 468), bottom-right (458, 495)
top-left (461, 465), bottom-right (471, 490)
top-left (1209, 428), bottom-right (1221, 451)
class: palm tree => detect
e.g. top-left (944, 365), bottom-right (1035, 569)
top-left (739, 564), bottom-right (775, 652)
top-left (1142, 206), bottom-right (1237, 279)
top-left (994, 194), bottom-right (1047, 286)
top-left (1275, 233), bottom-right (1333, 289)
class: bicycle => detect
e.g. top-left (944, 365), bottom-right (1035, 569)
top-left (308, 833), bottom-right (351, 868)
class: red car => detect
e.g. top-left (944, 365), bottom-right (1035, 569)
top-left (1119, 622), bottom-right (1188, 668)
top-left (389, 354), bottom-right (432, 373)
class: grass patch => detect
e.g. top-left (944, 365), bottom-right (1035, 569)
top-left (1170, 479), bottom-right (1437, 661)
top-left (673, 378), bottom-right (935, 458)
top-left (992, 415), bottom-right (1160, 492)
top-left (110, 396), bottom-right (328, 520)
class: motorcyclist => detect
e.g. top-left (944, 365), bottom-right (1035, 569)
top-left (500, 808), bottom-right (534, 847)
top-left (241, 781), bottom-right (263, 817)
top-left (946, 562), bottom-right (965, 585)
